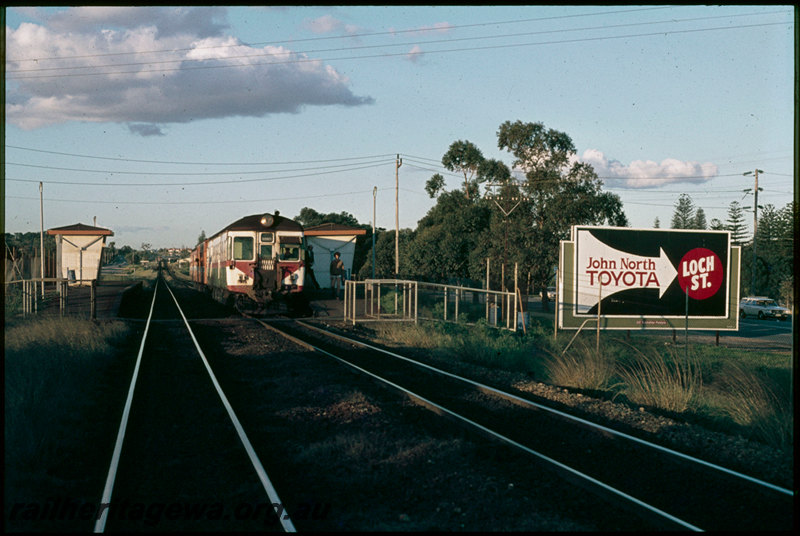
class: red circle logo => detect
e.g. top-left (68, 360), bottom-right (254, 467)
top-left (677, 248), bottom-right (723, 300)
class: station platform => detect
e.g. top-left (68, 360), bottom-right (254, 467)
top-left (25, 281), bottom-right (141, 320)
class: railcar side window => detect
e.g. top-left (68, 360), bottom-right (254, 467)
top-left (233, 237), bottom-right (254, 260)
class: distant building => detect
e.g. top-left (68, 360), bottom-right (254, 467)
top-left (304, 223), bottom-right (367, 288)
top-left (47, 223), bottom-right (114, 285)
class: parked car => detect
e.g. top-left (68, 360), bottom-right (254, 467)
top-left (739, 297), bottom-right (791, 320)
top-left (546, 286), bottom-right (557, 301)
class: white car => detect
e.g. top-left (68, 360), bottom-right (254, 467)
top-left (739, 297), bottom-right (791, 320)
top-left (546, 286), bottom-right (557, 301)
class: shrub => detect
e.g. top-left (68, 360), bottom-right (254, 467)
top-left (613, 345), bottom-right (702, 413)
top-left (709, 362), bottom-right (793, 449)
top-left (544, 339), bottom-right (615, 391)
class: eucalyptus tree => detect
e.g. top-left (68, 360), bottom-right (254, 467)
top-left (496, 120), bottom-right (628, 307)
top-left (441, 140), bottom-right (485, 198)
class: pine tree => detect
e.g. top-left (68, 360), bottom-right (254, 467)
top-left (709, 218), bottom-right (725, 231)
top-left (653, 217), bottom-right (661, 228)
top-left (671, 193), bottom-right (696, 229)
top-left (725, 201), bottom-right (749, 245)
top-left (694, 207), bottom-right (707, 229)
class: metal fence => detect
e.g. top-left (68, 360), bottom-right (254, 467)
top-left (5, 278), bottom-right (100, 318)
top-left (344, 279), bottom-right (519, 331)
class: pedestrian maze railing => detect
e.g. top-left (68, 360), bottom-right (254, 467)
top-left (344, 279), bottom-right (519, 331)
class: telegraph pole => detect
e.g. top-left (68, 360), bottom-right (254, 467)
top-left (39, 182), bottom-right (45, 298)
top-left (743, 169), bottom-right (763, 294)
top-left (395, 154), bottom-right (402, 276)
top-left (372, 186), bottom-right (377, 280)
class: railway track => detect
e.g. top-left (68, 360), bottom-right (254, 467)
top-left (95, 273), bottom-right (792, 531)
top-left (95, 275), bottom-right (294, 532)
top-left (254, 317), bottom-right (794, 532)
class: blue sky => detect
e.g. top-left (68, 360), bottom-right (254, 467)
top-left (4, 5), bottom-right (795, 249)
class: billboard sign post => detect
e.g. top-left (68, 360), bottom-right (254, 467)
top-left (559, 226), bottom-right (740, 331)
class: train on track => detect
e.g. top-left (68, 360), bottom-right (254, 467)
top-left (190, 212), bottom-right (310, 314)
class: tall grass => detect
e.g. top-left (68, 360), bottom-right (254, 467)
top-left (544, 340), bottom-right (615, 391)
top-left (5, 317), bottom-right (130, 496)
top-left (706, 362), bottom-right (793, 449)
top-left (366, 321), bottom-right (792, 450)
top-left (613, 345), bottom-right (703, 413)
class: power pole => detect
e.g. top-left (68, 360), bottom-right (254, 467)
top-left (743, 169), bottom-right (763, 294)
top-left (395, 154), bottom-right (402, 276)
top-left (40, 182), bottom-right (45, 298)
top-left (372, 186), bottom-right (377, 280)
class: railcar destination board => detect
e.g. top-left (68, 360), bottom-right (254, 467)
top-left (558, 226), bottom-right (741, 330)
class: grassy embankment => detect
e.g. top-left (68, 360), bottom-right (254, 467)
top-left (4, 317), bottom-right (135, 530)
top-left (364, 316), bottom-right (793, 452)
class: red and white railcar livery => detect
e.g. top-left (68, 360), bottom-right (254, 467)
top-left (191, 212), bottom-right (307, 312)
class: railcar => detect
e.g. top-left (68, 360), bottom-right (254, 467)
top-left (191, 212), bottom-right (309, 313)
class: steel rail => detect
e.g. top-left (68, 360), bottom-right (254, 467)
top-left (94, 278), bottom-right (160, 533)
top-left (162, 280), bottom-right (296, 533)
top-left (250, 316), bottom-right (703, 532)
top-left (296, 319), bottom-right (792, 498)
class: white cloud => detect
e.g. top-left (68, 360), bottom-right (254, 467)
top-left (406, 45), bottom-right (424, 63)
top-left (577, 149), bottom-right (718, 188)
top-left (5, 7), bottom-right (374, 133)
top-left (303, 14), bottom-right (359, 36)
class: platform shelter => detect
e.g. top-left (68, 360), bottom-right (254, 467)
top-left (304, 223), bottom-right (367, 288)
top-left (47, 223), bottom-right (114, 285)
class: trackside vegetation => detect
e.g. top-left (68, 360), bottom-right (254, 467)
top-left (363, 317), bottom-right (793, 452)
top-left (4, 317), bottom-right (134, 531)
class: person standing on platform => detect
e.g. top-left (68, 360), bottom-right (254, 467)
top-left (329, 251), bottom-right (344, 299)
top-left (306, 245), bottom-right (320, 290)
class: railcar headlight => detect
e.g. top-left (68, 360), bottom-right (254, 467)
top-left (260, 214), bottom-right (274, 227)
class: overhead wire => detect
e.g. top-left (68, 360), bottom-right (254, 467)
top-left (8, 10), bottom-right (789, 75)
top-left (2, 6), bottom-right (686, 62)
top-left (4, 145), bottom-right (397, 166)
top-left (7, 20), bottom-right (793, 80)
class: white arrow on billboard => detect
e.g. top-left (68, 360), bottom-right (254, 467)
top-left (575, 229), bottom-right (678, 313)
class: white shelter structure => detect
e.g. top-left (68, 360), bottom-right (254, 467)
top-left (47, 223), bottom-right (113, 285)
top-left (304, 223), bottom-right (366, 288)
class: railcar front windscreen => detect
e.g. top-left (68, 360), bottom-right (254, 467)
top-left (233, 236), bottom-right (254, 260)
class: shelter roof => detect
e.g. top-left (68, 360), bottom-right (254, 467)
top-left (304, 223), bottom-right (367, 236)
top-left (47, 223), bottom-right (114, 236)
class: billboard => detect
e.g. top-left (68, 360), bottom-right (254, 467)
top-left (558, 226), bottom-right (740, 330)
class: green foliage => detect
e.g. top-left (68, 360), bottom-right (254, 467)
top-left (296, 206), bottom-right (365, 228)
top-left (693, 207), bottom-right (707, 230)
top-left (544, 340), bottom-right (615, 391)
top-left (357, 228), bottom-right (415, 279)
top-left (425, 173), bottom-right (445, 199)
top-left (703, 361), bottom-right (792, 448)
top-left (670, 193), bottom-right (697, 229)
top-left (441, 139), bottom-right (485, 197)
top-left (613, 345), bottom-right (703, 413)
top-left (725, 200), bottom-right (749, 245)
top-left (4, 232), bottom-right (57, 258)
top-left (405, 190), bottom-right (491, 282)
top-left (410, 120), bottom-right (628, 296)
top-left (751, 202), bottom-right (795, 302)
